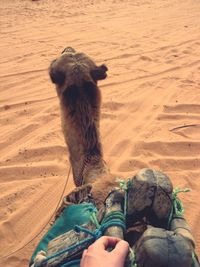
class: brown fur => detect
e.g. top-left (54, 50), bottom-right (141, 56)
top-left (49, 47), bottom-right (116, 205)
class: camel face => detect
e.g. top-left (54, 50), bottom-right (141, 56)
top-left (49, 47), bottom-right (108, 98)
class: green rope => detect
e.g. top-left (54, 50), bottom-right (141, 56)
top-left (168, 187), bottom-right (191, 228)
top-left (90, 212), bottom-right (101, 228)
top-left (116, 177), bottom-right (131, 217)
top-left (191, 251), bottom-right (200, 267)
top-left (61, 259), bottom-right (80, 267)
top-left (192, 252), bottom-right (196, 267)
top-left (173, 187), bottom-right (191, 215)
top-left (101, 211), bottom-right (126, 225)
top-left (116, 178), bottom-right (138, 267)
top-left (116, 177), bottom-right (129, 191)
top-left (38, 208), bottom-right (126, 266)
top-left (100, 210), bottom-right (126, 235)
top-left (128, 247), bottom-right (137, 267)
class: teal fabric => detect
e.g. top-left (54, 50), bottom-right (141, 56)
top-left (30, 203), bottom-right (95, 266)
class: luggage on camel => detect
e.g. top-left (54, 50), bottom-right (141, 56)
top-left (30, 168), bottom-right (199, 267)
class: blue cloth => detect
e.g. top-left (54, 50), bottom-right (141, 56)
top-left (29, 203), bottom-right (95, 266)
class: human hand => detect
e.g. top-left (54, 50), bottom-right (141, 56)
top-left (80, 236), bottom-right (129, 267)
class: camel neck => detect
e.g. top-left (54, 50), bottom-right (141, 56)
top-left (60, 82), bottom-right (108, 186)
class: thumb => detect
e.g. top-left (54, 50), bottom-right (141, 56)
top-left (112, 240), bottom-right (129, 260)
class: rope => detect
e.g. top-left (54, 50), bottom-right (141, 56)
top-left (115, 178), bottom-right (138, 266)
top-left (192, 252), bottom-right (196, 267)
top-left (129, 247), bottom-right (138, 267)
top-left (0, 165), bottom-right (72, 260)
top-left (101, 211), bottom-right (126, 225)
top-left (60, 248), bottom-right (138, 267)
top-left (32, 179), bottom-right (194, 267)
top-left (168, 187), bottom-right (191, 228)
top-left (90, 209), bottom-right (101, 228)
top-left (36, 235), bottom-right (94, 266)
top-left (39, 209), bottom-right (126, 266)
top-left (59, 238), bottom-right (138, 267)
top-left (191, 252), bottom-right (200, 267)
top-left (61, 259), bottom-right (80, 267)
top-left (116, 177), bottom-right (131, 217)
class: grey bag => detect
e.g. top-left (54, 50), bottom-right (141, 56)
top-left (134, 226), bottom-right (194, 267)
top-left (127, 168), bottom-right (173, 228)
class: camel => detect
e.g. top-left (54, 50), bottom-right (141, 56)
top-left (49, 47), bottom-right (116, 207)
top-left (30, 47), bottom-right (198, 267)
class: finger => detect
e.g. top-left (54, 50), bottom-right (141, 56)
top-left (112, 240), bottom-right (129, 259)
top-left (80, 256), bottom-right (85, 267)
top-left (80, 250), bottom-right (87, 267)
top-left (89, 236), bottom-right (121, 251)
top-left (82, 249), bottom-right (87, 258)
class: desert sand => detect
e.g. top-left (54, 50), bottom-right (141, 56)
top-left (0, 0), bottom-right (200, 266)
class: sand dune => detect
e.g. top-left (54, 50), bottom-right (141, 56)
top-left (0, 0), bottom-right (200, 266)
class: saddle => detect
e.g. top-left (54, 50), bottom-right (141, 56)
top-left (30, 168), bottom-right (199, 267)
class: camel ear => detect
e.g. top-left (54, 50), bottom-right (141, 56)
top-left (49, 59), bottom-right (65, 85)
top-left (91, 64), bottom-right (108, 81)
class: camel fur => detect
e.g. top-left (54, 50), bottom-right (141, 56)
top-left (49, 47), bottom-right (116, 207)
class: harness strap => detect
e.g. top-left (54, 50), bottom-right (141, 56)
top-left (167, 187), bottom-right (191, 228)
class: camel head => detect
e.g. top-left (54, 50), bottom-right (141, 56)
top-left (49, 47), bottom-right (108, 99)
top-left (49, 47), bottom-right (109, 187)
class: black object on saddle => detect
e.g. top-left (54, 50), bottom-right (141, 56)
top-left (126, 168), bottom-right (199, 267)
top-left (127, 168), bottom-right (173, 228)
top-left (132, 215), bottom-right (200, 267)
top-left (134, 226), bottom-right (193, 267)
top-left (30, 168), bottom-right (200, 267)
